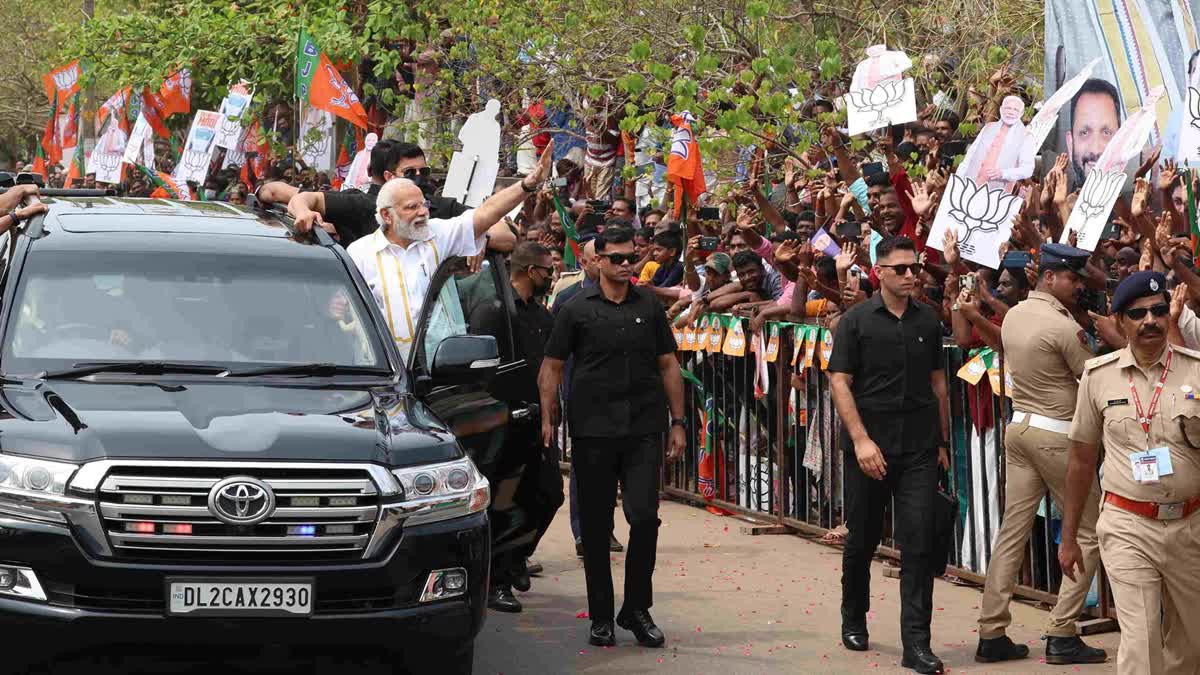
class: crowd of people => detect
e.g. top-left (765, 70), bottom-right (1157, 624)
top-left (10, 52), bottom-right (1200, 674)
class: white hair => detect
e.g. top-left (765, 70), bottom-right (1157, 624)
top-left (375, 177), bottom-right (421, 227)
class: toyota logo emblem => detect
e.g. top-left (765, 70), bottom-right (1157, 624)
top-left (208, 476), bottom-right (275, 526)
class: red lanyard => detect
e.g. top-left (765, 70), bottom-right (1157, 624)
top-left (1128, 348), bottom-right (1174, 435)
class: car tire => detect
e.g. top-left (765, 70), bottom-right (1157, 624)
top-left (404, 641), bottom-right (474, 675)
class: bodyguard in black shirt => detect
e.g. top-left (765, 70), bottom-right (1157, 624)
top-left (539, 226), bottom-right (686, 649)
top-left (827, 235), bottom-right (951, 675)
top-left (468, 242), bottom-right (560, 614)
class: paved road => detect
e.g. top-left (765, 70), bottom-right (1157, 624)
top-left (35, 496), bottom-right (1119, 674)
top-left (475, 497), bottom-right (1120, 674)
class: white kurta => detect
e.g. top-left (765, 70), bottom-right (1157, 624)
top-left (345, 210), bottom-right (484, 358)
top-left (956, 120), bottom-right (1036, 191)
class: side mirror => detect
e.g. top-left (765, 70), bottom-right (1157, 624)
top-left (430, 334), bottom-right (500, 385)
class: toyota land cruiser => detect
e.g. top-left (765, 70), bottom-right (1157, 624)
top-left (0, 194), bottom-right (514, 673)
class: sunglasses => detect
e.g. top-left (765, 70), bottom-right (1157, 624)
top-left (878, 263), bottom-right (922, 276)
top-left (601, 253), bottom-right (639, 265)
top-left (528, 264), bottom-right (554, 274)
top-left (402, 167), bottom-right (432, 179)
top-left (1123, 303), bottom-right (1170, 321)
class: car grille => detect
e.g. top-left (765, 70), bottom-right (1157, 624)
top-left (97, 466), bottom-right (381, 563)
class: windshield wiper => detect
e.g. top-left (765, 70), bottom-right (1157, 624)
top-left (40, 361), bottom-right (231, 380)
top-left (223, 362), bottom-right (391, 378)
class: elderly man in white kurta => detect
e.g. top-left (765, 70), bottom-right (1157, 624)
top-left (345, 140), bottom-right (553, 358)
top-left (957, 96), bottom-right (1036, 192)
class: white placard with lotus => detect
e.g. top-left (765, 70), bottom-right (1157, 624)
top-left (844, 79), bottom-right (918, 137)
top-left (925, 174), bottom-right (1023, 269)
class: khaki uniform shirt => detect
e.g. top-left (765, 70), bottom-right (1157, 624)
top-left (1001, 291), bottom-right (1094, 420)
top-left (1070, 345), bottom-right (1200, 503)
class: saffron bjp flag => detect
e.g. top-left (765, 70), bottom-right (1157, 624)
top-left (156, 69), bottom-right (192, 118)
top-left (97, 88), bottom-right (132, 136)
top-left (60, 93), bottom-right (81, 151)
top-left (138, 165), bottom-right (188, 200)
top-left (296, 28), bottom-right (369, 129)
top-left (65, 142), bottom-right (86, 187)
top-left (666, 111), bottom-right (706, 217)
top-left (43, 61), bottom-right (82, 113)
top-left (31, 143), bottom-right (47, 182)
top-left (40, 99), bottom-right (62, 167)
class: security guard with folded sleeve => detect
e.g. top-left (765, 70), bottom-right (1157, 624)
top-left (975, 243), bottom-right (1107, 665)
top-left (1062, 271), bottom-right (1200, 675)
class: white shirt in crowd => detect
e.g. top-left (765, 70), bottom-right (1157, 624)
top-left (346, 209), bottom-right (484, 358)
top-left (1180, 304), bottom-right (1200, 351)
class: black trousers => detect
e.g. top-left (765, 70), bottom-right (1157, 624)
top-left (841, 440), bottom-right (940, 650)
top-left (489, 425), bottom-right (565, 587)
top-left (571, 433), bottom-right (661, 623)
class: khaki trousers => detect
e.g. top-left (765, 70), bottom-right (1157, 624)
top-left (1099, 503), bottom-right (1200, 675)
top-left (978, 419), bottom-right (1102, 638)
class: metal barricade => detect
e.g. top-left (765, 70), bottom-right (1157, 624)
top-left (660, 316), bottom-right (1110, 612)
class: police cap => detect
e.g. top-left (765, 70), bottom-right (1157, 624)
top-left (1111, 270), bottom-right (1168, 315)
top-left (1039, 242), bottom-right (1090, 275)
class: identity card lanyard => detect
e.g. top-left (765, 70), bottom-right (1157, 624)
top-left (1129, 348), bottom-right (1174, 439)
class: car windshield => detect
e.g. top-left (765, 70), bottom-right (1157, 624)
top-left (2, 248), bottom-right (391, 378)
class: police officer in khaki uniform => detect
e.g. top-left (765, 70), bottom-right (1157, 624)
top-left (975, 243), bottom-right (1107, 664)
top-left (1062, 271), bottom-right (1200, 675)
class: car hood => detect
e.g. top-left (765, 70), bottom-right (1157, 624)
top-left (0, 379), bottom-right (461, 467)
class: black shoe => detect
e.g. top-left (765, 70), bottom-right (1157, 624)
top-left (575, 538), bottom-right (584, 557)
top-left (589, 621), bottom-right (616, 647)
top-left (512, 569), bottom-right (532, 593)
top-left (1045, 636), bottom-right (1107, 665)
top-left (616, 608), bottom-right (666, 648)
top-left (487, 585), bottom-right (522, 613)
top-left (975, 635), bottom-right (1029, 663)
top-left (609, 534), bottom-right (624, 552)
top-left (841, 627), bottom-right (869, 652)
top-left (526, 559), bottom-right (544, 576)
top-left (901, 646), bottom-right (945, 674)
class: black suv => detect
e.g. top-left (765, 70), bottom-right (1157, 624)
top-left (0, 195), bottom-right (526, 673)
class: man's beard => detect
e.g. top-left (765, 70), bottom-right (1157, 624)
top-left (533, 276), bottom-right (553, 297)
top-left (391, 214), bottom-right (430, 241)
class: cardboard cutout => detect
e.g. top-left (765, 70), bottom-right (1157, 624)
top-left (342, 132), bottom-right (377, 192)
top-left (1026, 58), bottom-right (1102, 152)
top-left (926, 174), bottom-right (1024, 269)
top-left (442, 99), bottom-right (502, 207)
top-left (845, 46), bottom-right (917, 136)
top-left (956, 96), bottom-right (1036, 191)
top-left (214, 82), bottom-right (253, 150)
top-left (173, 110), bottom-right (223, 186)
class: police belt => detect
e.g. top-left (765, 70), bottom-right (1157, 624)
top-left (1010, 410), bottom-right (1072, 436)
top-left (1105, 492), bottom-right (1200, 521)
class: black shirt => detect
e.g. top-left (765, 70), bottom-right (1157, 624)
top-left (322, 185), bottom-right (467, 246)
top-left (544, 284), bottom-right (677, 438)
top-left (828, 292), bottom-right (943, 453)
top-left (470, 289), bottom-right (553, 403)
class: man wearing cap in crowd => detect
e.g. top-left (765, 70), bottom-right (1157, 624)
top-left (974, 242), bottom-right (1107, 665)
top-left (1061, 271), bottom-right (1200, 674)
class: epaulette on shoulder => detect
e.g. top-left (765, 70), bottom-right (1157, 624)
top-left (1084, 351), bottom-right (1121, 371)
top-left (1172, 345), bottom-right (1200, 361)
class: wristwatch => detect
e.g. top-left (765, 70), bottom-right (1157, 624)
top-left (670, 417), bottom-right (687, 429)
top-left (520, 178), bottom-right (538, 193)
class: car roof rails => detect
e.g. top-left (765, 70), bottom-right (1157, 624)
top-left (0, 188), bottom-right (117, 198)
top-left (255, 201), bottom-right (336, 248)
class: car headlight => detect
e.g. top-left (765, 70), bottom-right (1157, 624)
top-left (0, 455), bottom-right (77, 496)
top-left (0, 455), bottom-right (81, 524)
top-left (390, 457), bottom-right (490, 527)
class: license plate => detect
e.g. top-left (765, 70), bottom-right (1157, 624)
top-left (167, 578), bottom-right (313, 617)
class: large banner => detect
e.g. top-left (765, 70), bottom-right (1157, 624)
top-left (1045, 0), bottom-right (1200, 174)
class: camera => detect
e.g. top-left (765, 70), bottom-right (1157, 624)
top-left (698, 236), bottom-right (720, 251)
top-left (550, 177), bottom-right (568, 188)
top-left (697, 206), bottom-right (721, 221)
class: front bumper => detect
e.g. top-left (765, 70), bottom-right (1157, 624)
top-left (0, 511), bottom-right (489, 660)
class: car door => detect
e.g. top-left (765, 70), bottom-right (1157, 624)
top-left (408, 252), bottom-right (525, 473)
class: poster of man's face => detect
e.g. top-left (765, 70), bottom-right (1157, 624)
top-left (1066, 78), bottom-right (1122, 190)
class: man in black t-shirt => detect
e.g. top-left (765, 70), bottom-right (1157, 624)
top-left (255, 140), bottom-right (470, 246)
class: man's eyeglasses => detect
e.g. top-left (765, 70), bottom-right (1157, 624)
top-left (528, 264), bottom-right (554, 274)
top-left (386, 200), bottom-right (432, 213)
top-left (402, 167), bottom-right (432, 179)
top-left (601, 253), bottom-right (639, 265)
top-left (1124, 303), bottom-right (1170, 321)
top-left (878, 263), bottom-right (922, 276)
